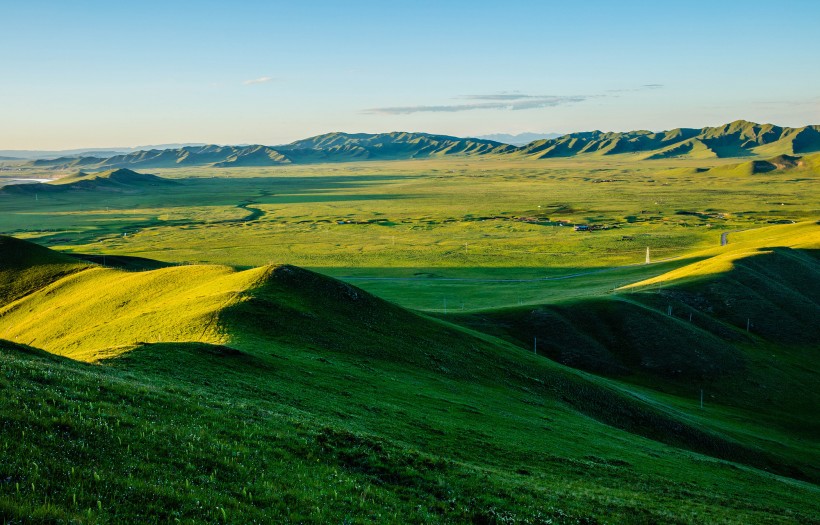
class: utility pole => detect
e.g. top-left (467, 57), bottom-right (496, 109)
top-left (533, 336), bottom-right (537, 354)
top-left (645, 247), bottom-right (650, 264)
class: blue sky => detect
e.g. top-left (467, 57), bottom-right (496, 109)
top-left (2, 0), bottom-right (819, 149)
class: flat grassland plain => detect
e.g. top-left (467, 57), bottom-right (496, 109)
top-left (3, 155), bottom-right (816, 310)
top-left (0, 153), bottom-right (819, 524)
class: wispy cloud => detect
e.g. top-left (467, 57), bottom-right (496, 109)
top-left (606, 84), bottom-right (664, 93)
top-left (363, 94), bottom-right (587, 115)
top-left (363, 85), bottom-right (664, 115)
top-left (243, 76), bottom-right (277, 86)
top-left (460, 93), bottom-right (543, 101)
top-left (752, 95), bottom-right (820, 107)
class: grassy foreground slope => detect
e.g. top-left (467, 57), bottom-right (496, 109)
top-left (1, 234), bottom-right (819, 523)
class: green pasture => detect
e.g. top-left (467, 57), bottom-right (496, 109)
top-left (2, 156), bottom-right (816, 311)
top-left (1, 154), bottom-right (818, 523)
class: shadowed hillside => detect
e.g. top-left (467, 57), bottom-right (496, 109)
top-left (453, 247), bottom-right (818, 376)
top-left (0, 235), bottom-right (89, 304)
top-left (697, 152), bottom-right (818, 176)
top-left (450, 223), bottom-right (820, 439)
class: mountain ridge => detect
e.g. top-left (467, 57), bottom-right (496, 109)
top-left (23, 121), bottom-right (820, 170)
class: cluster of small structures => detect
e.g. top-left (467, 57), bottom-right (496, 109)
top-left (335, 218), bottom-right (393, 225)
top-left (573, 224), bottom-right (619, 232)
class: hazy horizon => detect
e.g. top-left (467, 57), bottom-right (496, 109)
top-left (3, 0), bottom-right (819, 150)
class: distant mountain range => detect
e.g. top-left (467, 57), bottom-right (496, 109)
top-left (28, 133), bottom-right (515, 170)
top-left (515, 121), bottom-right (820, 160)
top-left (22, 121), bottom-right (820, 170)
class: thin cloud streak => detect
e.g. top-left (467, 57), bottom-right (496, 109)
top-left (461, 93), bottom-right (541, 101)
top-left (243, 76), bottom-right (277, 85)
top-left (363, 95), bottom-right (588, 115)
top-left (364, 85), bottom-right (660, 115)
top-left (606, 84), bottom-right (664, 93)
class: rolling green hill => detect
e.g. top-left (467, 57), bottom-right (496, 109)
top-left (1, 231), bottom-right (819, 523)
top-left (0, 168), bottom-right (175, 194)
top-left (24, 121), bottom-right (820, 170)
top-left (700, 153), bottom-right (818, 176)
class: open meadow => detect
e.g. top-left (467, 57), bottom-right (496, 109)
top-left (2, 150), bottom-right (819, 524)
top-left (1, 125), bottom-right (819, 525)
top-left (2, 155), bottom-right (816, 311)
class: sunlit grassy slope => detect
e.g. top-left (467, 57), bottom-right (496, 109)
top-left (1, 233), bottom-right (819, 523)
top-left (0, 263), bottom-right (267, 361)
top-left (0, 235), bottom-right (271, 361)
top-left (624, 221), bottom-right (819, 288)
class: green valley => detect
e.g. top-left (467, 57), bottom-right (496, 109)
top-left (1, 122), bottom-right (818, 524)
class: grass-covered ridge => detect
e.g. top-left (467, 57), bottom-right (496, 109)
top-left (1, 233), bottom-right (819, 522)
top-left (0, 168), bottom-right (175, 194)
top-left (19, 120), bottom-right (820, 170)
